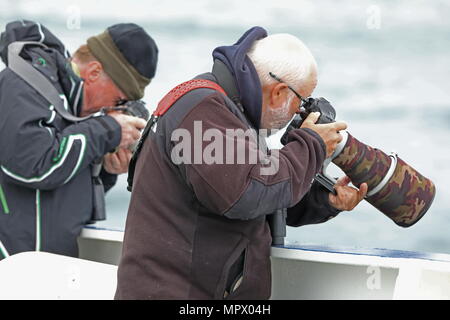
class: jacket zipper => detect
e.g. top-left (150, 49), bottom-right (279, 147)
top-left (0, 185), bottom-right (9, 214)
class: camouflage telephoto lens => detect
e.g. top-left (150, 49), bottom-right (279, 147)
top-left (332, 132), bottom-right (436, 227)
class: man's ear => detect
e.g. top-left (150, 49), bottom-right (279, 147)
top-left (83, 61), bottom-right (103, 84)
top-left (269, 82), bottom-right (289, 109)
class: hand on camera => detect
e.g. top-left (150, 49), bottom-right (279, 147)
top-left (103, 148), bottom-right (133, 175)
top-left (109, 113), bottom-right (147, 149)
top-left (300, 112), bottom-right (347, 158)
top-left (329, 175), bottom-right (368, 211)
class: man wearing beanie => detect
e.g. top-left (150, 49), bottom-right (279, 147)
top-left (0, 20), bottom-right (158, 259)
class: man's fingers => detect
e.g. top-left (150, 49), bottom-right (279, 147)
top-left (301, 112), bottom-right (321, 127)
top-left (328, 191), bottom-right (338, 204)
top-left (335, 175), bottom-right (351, 187)
top-left (116, 149), bottom-right (128, 164)
top-left (133, 129), bottom-right (142, 141)
top-left (358, 182), bottom-right (368, 200)
top-left (129, 117), bottom-right (147, 130)
top-left (333, 121), bottom-right (347, 132)
top-left (120, 149), bottom-right (133, 165)
top-left (111, 113), bottom-right (147, 130)
top-left (104, 148), bottom-right (133, 174)
top-left (329, 181), bottom-right (368, 211)
top-left (107, 153), bottom-right (120, 169)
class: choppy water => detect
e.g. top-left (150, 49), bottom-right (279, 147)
top-left (1, 0), bottom-right (449, 254)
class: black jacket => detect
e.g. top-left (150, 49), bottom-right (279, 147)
top-left (0, 20), bottom-right (121, 258)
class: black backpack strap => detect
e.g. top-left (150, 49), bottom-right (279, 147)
top-left (127, 115), bottom-right (157, 191)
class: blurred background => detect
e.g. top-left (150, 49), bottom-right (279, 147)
top-left (0, 0), bottom-right (449, 254)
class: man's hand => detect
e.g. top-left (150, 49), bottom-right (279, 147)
top-left (329, 175), bottom-right (368, 211)
top-left (301, 112), bottom-right (347, 158)
top-left (103, 148), bottom-right (133, 174)
top-left (109, 113), bottom-right (147, 149)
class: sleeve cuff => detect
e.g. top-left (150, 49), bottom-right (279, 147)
top-left (315, 182), bottom-right (342, 219)
top-left (286, 127), bottom-right (327, 160)
top-left (299, 128), bottom-right (327, 160)
top-left (94, 115), bottom-right (122, 151)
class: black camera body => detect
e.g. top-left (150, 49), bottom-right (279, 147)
top-left (280, 97), bottom-right (336, 145)
top-left (121, 100), bottom-right (150, 121)
top-left (302, 97), bottom-right (336, 124)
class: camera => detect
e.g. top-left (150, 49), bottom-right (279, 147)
top-left (280, 97), bottom-right (336, 145)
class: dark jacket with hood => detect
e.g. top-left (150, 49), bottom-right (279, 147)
top-left (0, 21), bottom-right (121, 259)
top-left (115, 27), bottom-right (341, 300)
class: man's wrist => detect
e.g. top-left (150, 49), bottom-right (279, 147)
top-left (95, 115), bottom-right (122, 152)
top-left (299, 127), bottom-right (327, 160)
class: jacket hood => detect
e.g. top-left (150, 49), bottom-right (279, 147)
top-left (212, 26), bottom-right (267, 129)
top-left (0, 20), bottom-right (85, 116)
top-left (0, 20), bottom-right (69, 65)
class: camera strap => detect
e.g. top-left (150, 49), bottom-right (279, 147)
top-left (127, 79), bottom-right (226, 191)
top-left (7, 41), bottom-right (95, 123)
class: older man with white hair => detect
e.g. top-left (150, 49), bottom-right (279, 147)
top-left (248, 33), bottom-right (319, 131)
top-left (115, 26), bottom-right (367, 300)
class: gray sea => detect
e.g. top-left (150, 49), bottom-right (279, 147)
top-left (1, 0), bottom-right (449, 254)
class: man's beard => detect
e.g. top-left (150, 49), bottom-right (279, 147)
top-left (262, 94), bottom-right (295, 136)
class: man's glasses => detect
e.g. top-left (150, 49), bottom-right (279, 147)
top-left (268, 72), bottom-right (309, 110)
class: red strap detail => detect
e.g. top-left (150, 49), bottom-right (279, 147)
top-left (153, 79), bottom-right (226, 117)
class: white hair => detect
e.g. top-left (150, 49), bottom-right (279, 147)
top-left (247, 33), bottom-right (317, 89)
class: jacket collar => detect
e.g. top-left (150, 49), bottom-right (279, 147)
top-left (212, 26), bottom-right (268, 130)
